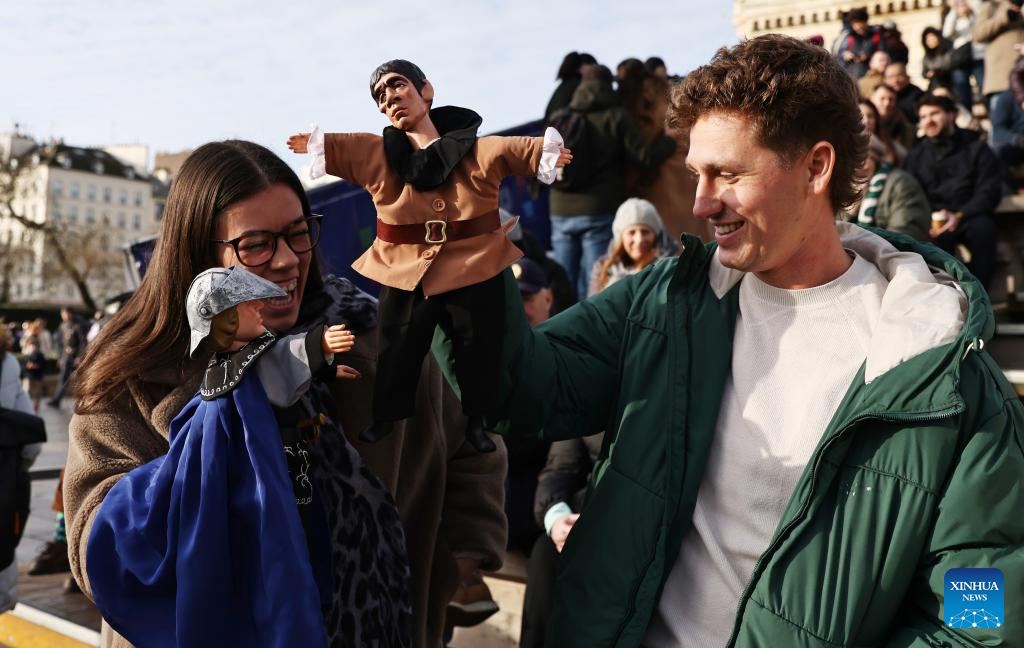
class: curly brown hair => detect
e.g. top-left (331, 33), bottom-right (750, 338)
top-left (670, 34), bottom-right (868, 211)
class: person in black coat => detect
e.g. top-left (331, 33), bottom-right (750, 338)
top-left (904, 93), bottom-right (1003, 288)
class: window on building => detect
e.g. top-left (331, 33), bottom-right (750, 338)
top-left (87, 184), bottom-right (96, 201)
top-left (102, 213), bottom-right (110, 226)
top-left (118, 190), bottom-right (127, 205)
top-left (134, 191), bottom-right (142, 207)
top-left (133, 214), bottom-right (141, 230)
top-left (13, 284), bottom-right (20, 298)
top-left (117, 213), bottom-right (125, 228)
top-left (86, 208), bottom-right (95, 225)
top-left (70, 182), bottom-right (80, 199)
top-left (69, 206), bottom-right (78, 225)
top-left (103, 187), bottom-right (111, 203)
top-left (52, 179), bottom-right (63, 197)
top-left (93, 160), bottom-right (104, 175)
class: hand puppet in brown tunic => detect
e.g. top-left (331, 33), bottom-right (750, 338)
top-left (287, 59), bottom-right (571, 452)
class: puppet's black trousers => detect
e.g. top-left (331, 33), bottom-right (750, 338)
top-left (374, 272), bottom-right (504, 422)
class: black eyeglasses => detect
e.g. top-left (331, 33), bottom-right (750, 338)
top-left (212, 215), bottom-right (322, 268)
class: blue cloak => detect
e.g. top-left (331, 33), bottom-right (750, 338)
top-left (86, 372), bottom-right (330, 647)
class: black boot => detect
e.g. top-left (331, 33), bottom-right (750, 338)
top-left (464, 415), bottom-right (496, 453)
top-left (360, 419), bottom-right (395, 443)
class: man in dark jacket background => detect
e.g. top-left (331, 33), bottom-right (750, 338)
top-left (547, 65), bottom-right (676, 299)
top-left (904, 93), bottom-right (1002, 287)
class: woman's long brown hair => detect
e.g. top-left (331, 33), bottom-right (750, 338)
top-left (74, 140), bottom-right (323, 415)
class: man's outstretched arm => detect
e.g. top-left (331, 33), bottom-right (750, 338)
top-left (433, 265), bottom-right (644, 442)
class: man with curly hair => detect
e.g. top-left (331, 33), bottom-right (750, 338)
top-left (448, 34), bottom-right (1024, 647)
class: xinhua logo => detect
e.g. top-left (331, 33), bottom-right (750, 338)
top-left (944, 568), bottom-right (1004, 629)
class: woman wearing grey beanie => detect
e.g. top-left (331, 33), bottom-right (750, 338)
top-left (588, 198), bottom-right (677, 296)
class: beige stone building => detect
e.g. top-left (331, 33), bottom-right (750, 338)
top-left (733, 0), bottom-right (946, 87)
top-left (1, 140), bottom-right (158, 306)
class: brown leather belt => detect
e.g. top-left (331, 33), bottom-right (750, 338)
top-left (376, 210), bottom-right (500, 245)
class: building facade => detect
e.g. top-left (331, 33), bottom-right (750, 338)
top-left (733, 0), bottom-right (946, 87)
top-left (1, 141), bottom-right (158, 306)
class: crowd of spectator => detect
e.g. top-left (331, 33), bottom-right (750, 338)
top-left (823, 1), bottom-right (1024, 290)
top-left (1, 306), bottom-right (118, 597)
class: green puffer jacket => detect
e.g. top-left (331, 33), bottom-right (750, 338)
top-left (439, 224), bottom-right (1024, 646)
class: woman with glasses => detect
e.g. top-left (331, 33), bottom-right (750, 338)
top-left (61, 141), bottom-right (420, 647)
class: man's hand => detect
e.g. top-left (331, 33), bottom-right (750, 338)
top-left (321, 324), bottom-right (354, 354)
top-left (842, 51), bottom-right (856, 62)
top-left (335, 364), bottom-right (361, 380)
top-left (550, 513), bottom-right (580, 553)
top-left (931, 209), bottom-right (962, 238)
top-left (556, 147), bottom-right (573, 168)
top-left (287, 133), bottom-right (311, 154)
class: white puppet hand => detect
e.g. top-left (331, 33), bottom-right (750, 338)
top-left (321, 324), bottom-right (354, 354)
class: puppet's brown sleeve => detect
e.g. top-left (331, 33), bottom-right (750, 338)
top-left (482, 135), bottom-right (544, 178)
top-left (323, 132), bottom-right (387, 188)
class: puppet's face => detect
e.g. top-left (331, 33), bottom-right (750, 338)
top-left (216, 183), bottom-right (309, 333)
top-left (373, 72), bottom-right (433, 131)
top-left (233, 300), bottom-right (266, 343)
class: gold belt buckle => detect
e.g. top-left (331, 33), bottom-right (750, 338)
top-left (425, 220), bottom-right (447, 244)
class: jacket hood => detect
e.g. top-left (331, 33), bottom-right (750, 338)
top-left (568, 80), bottom-right (618, 112)
top-left (707, 222), bottom-right (989, 387)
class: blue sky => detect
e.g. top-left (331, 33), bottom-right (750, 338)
top-left (2, 1), bottom-right (738, 168)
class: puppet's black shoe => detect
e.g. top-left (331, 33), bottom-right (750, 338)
top-left (360, 419), bottom-right (395, 443)
top-left (465, 416), bottom-right (496, 453)
top-left (446, 570), bottom-right (499, 627)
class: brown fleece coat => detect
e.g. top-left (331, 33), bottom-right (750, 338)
top-left (325, 133), bottom-right (544, 296)
top-left (64, 325), bottom-right (507, 648)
